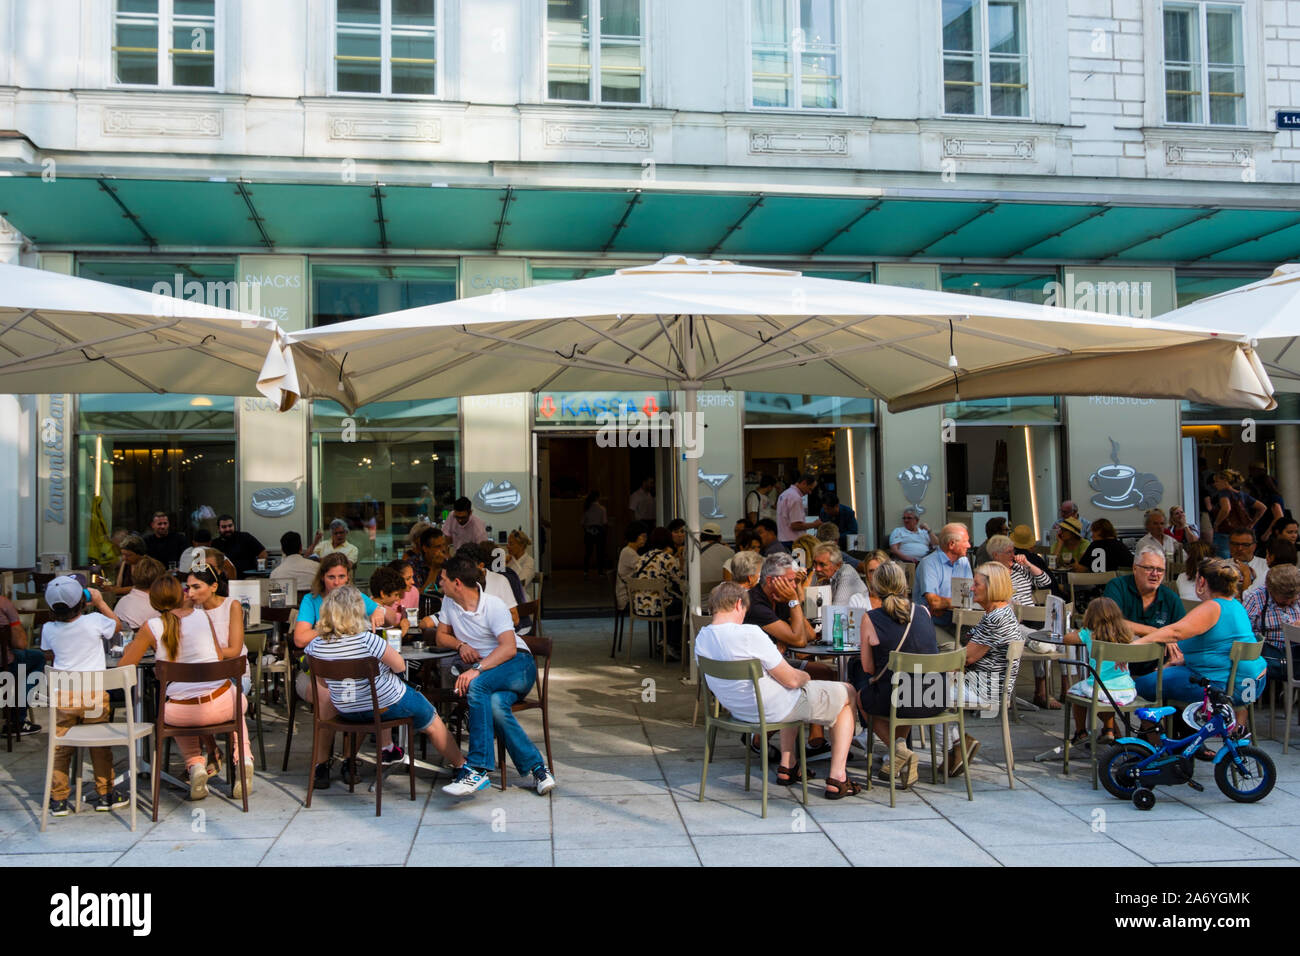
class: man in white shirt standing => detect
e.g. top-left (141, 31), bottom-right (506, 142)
top-left (776, 473), bottom-right (821, 548)
top-left (436, 555), bottom-right (555, 798)
top-left (696, 581), bottom-right (859, 797)
top-left (628, 476), bottom-right (656, 524)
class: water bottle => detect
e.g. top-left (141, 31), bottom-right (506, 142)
top-left (832, 611), bottom-right (844, 651)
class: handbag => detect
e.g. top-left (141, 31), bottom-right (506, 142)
top-left (869, 605), bottom-right (916, 685)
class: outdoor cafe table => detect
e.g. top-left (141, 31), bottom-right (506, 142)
top-left (791, 641), bottom-right (860, 682)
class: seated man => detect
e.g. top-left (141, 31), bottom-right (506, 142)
top-left (271, 531), bottom-right (319, 595)
top-left (696, 582), bottom-right (860, 798)
top-left (697, 522), bottom-right (735, 585)
top-left (1101, 547), bottom-right (1184, 678)
top-left (818, 493), bottom-right (858, 543)
top-left (912, 523), bottom-right (972, 634)
top-left (812, 542), bottom-right (868, 607)
top-left (889, 508), bottom-right (937, 564)
top-left (1229, 528), bottom-right (1270, 596)
top-left (755, 518), bottom-right (787, 557)
top-left (1049, 500), bottom-right (1091, 543)
top-left (436, 556), bottom-right (555, 797)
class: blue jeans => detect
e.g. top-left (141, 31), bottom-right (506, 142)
top-left (1134, 665), bottom-right (1265, 707)
top-left (465, 652), bottom-right (544, 775)
top-left (340, 684), bottom-right (437, 733)
top-left (5, 648), bottom-right (45, 723)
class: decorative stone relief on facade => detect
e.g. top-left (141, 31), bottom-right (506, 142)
top-left (328, 115), bottom-right (441, 143)
top-left (747, 129), bottom-right (849, 156)
top-left (542, 122), bottom-right (651, 149)
top-left (1164, 143), bottom-right (1251, 167)
top-left (942, 137), bottom-right (1034, 160)
top-left (102, 108), bottom-right (221, 137)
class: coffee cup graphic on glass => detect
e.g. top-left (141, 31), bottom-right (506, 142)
top-left (1089, 463), bottom-right (1136, 502)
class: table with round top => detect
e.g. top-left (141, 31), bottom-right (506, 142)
top-left (789, 641), bottom-right (861, 682)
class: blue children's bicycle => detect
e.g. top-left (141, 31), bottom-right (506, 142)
top-left (1096, 676), bottom-right (1276, 810)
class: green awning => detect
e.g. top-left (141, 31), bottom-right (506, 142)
top-left (0, 175), bottom-right (1295, 266)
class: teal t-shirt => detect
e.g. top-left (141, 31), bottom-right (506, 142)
top-left (1179, 598), bottom-right (1265, 686)
top-left (297, 591), bottom-right (378, 627)
top-left (1078, 628), bottom-right (1136, 693)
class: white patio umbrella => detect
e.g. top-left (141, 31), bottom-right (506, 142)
top-left (1160, 263), bottom-right (1300, 391)
top-left (256, 255), bottom-right (1275, 672)
top-left (0, 262), bottom-right (287, 395)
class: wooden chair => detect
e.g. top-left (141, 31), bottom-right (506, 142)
top-left (494, 633), bottom-right (552, 791)
top-left (1227, 640), bottom-right (1265, 741)
top-left (697, 655), bottom-right (807, 818)
top-left (152, 657), bottom-right (251, 821)
top-left (1273, 625), bottom-right (1300, 752)
top-left (867, 647), bottom-right (973, 807)
top-left (610, 575), bottom-right (626, 658)
top-left (39, 668), bottom-right (153, 831)
top-left (951, 607), bottom-right (985, 645)
top-left (259, 606), bottom-right (294, 711)
top-left (1013, 601), bottom-right (1075, 716)
top-left (955, 640), bottom-right (1024, 790)
top-left (903, 562), bottom-right (917, 593)
top-left (1, 623), bottom-right (15, 751)
top-left (1063, 641), bottom-right (1164, 789)
top-left (626, 577), bottom-right (676, 664)
top-left (304, 654), bottom-right (416, 816)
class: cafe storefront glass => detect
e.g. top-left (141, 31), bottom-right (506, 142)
top-left (742, 393), bottom-right (876, 547)
top-left (75, 394), bottom-right (238, 564)
top-left (311, 261), bottom-right (458, 325)
top-left (310, 399), bottom-right (460, 578)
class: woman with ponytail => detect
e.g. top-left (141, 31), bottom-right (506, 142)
top-left (118, 574), bottom-right (255, 801)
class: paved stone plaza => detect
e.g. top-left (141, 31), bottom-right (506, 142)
top-left (3, 618), bottom-right (1300, 867)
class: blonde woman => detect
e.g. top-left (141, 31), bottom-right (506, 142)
top-left (945, 562), bottom-right (1022, 776)
top-left (119, 575), bottom-right (254, 801)
top-left (506, 530), bottom-right (536, 589)
top-left (853, 562), bottom-right (941, 788)
top-left (791, 534), bottom-right (819, 575)
top-left (305, 586), bottom-right (468, 772)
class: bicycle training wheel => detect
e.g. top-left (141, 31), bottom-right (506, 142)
top-left (1214, 745), bottom-right (1276, 803)
top-left (1098, 743), bottom-right (1149, 800)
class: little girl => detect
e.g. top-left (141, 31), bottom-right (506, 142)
top-left (1062, 597), bottom-right (1135, 745)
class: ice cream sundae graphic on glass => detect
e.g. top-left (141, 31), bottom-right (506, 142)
top-left (897, 464), bottom-right (932, 515)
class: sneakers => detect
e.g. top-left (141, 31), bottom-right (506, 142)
top-left (189, 763), bottom-right (209, 801)
top-left (92, 789), bottom-right (130, 812)
top-left (20, 719), bottom-right (40, 734)
top-left (231, 761), bottom-right (255, 801)
top-left (947, 734), bottom-right (980, 777)
top-left (381, 745), bottom-right (405, 764)
top-left (48, 798), bottom-right (70, 817)
top-left (313, 762), bottom-right (331, 790)
top-left (441, 765), bottom-right (491, 797)
top-left (531, 765), bottom-right (557, 795)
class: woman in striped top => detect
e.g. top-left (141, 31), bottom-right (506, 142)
top-left (986, 534), bottom-right (1057, 709)
top-left (305, 586), bottom-right (467, 773)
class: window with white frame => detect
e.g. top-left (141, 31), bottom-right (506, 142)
top-left (335, 0), bottom-right (438, 96)
top-left (546, 0), bottom-right (645, 103)
top-left (113, 0), bottom-right (216, 88)
top-left (941, 0), bottom-right (1028, 118)
top-left (1163, 2), bottom-right (1245, 126)
top-left (751, 0), bottom-right (840, 110)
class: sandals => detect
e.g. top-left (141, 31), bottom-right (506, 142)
top-left (1033, 696), bottom-right (1063, 710)
top-left (822, 775), bottom-right (862, 800)
top-left (775, 764), bottom-right (816, 786)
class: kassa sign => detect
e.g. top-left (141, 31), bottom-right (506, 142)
top-left (535, 392), bottom-right (669, 424)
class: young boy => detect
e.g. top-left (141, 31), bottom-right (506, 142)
top-left (41, 576), bottom-right (126, 816)
top-left (367, 565), bottom-right (413, 765)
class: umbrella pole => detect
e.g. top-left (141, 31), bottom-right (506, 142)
top-left (682, 318), bottom-right (701, 684)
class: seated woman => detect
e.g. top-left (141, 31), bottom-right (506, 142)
top-left (630, 526), bottom-right (685, 660)
top-left (292, 553), bottom-right (390, 788)
top-left (1074, 518), bottom-right (1133, 573)
top-left (186, 564), bottom-right (249, 779)
top-left (949, 562), bottom-right (1023, 776)
top-left (791, 534), bottom-right (819, 573)
top-left (506, 530), bottom-right (537, 591)
top-left (1132, 558), bottom-right (1267, 748)
top-left (860, 550), bottom-right (891, 610)
top-left (119, 575), bottom-right (255, 801)
top-left (721, 528), bottom-right (761, 582)
top-left (305, 585), bottom-right (467, 774)
top-left (1174, 539), bottom-right (1214, 602)
top-left (851, 562), bottom-right (941, 789)
top-left (1051, 517), bottom-right (1090, 569)
top-left (1058, 596), bottom-right (1136, 745)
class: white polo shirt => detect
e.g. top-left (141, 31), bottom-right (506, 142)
top-left (438, 588), bottom-right (528, 656)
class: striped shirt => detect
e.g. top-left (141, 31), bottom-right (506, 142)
top-left (1243, 588), bottom-right (1300, 652)
top-left (1010, 561), bottom-right (1052, 607)
top-left (305, 631), bottom-right (405, 714)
